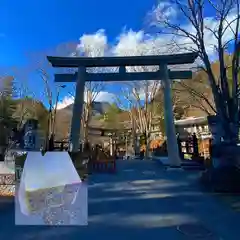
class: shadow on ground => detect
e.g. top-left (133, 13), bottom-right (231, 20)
top-left (0, 160), bottom-right (240, 240)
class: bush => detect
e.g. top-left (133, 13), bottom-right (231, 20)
top-left (200, 166), bottom-right (240, 193)
top-left (153, 141), bottom-right (168, 156)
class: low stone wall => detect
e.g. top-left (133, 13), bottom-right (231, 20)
top-left (0, 162), bottom-right (22, 196)
top-left (0, 173), bottom-right (15, 196)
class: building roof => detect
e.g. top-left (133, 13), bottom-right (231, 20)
top-left (175, 116), bottom-right (208, 126)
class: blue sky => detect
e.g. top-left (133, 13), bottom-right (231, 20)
top-left (1, 0), bottom-right (156, 106)
top-left (1, 0), bottom-right (238, 109)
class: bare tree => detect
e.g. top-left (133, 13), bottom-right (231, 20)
top-left (154, 83), bottom-right (193, 119)
top-left (69, 31), bottom-right (108, 144)
top-left (38, 69), bottom-right (54, 141)
top-left (13, 81), bottom-right (37, 130)
top-left (83, 82), bottom-right (103, 143)
top-left (120, 78), bottom-right (191, 157)
top-left (68, 81), bottom-right (104, 144)
top-left (26, 42), bottom-right (77, 149)
top-left (171, 72), bottom-right (216, 116)
top-left (37, 68), bottom-right (67, 150)
top-left (149, 0), bottom-right (240, 143)
top-left (115, 93), bottom-right (140, 156)
top-left (119, 73), bottom-right (161, 158)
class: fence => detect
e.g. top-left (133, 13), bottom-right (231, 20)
top-left (54, 136), bottom-right (212, 162)
top-left (153, 134), bottom-right (212, 161)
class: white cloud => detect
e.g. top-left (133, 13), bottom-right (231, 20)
top-left (55, 96), bottom-right (75, 110)
top-left (55, 91), bottom-right (115, 110)
top-left (76, 29), bottom-right (108, 57)
top-left (95, 91), bottom-right (115, 102)
top-left (63, 2), bottom-right (238, 107)
top-left (148, 1), bottom-right (177, 24)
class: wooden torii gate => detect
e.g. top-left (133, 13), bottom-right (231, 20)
top-left (47, 52), bottom-right (198, 168)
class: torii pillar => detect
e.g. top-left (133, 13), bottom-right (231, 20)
top-left (47, 52), bottom-right (198, 168)
top-left (69, 67), bottom-right (86, 152)
top-left (161, 64), bottom-right (180, 167)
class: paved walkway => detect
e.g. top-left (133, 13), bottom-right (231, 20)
top-left (1, 160), bottom-right (240, 239)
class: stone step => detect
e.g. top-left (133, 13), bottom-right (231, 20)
top-left (181, 161), bottom-right (203, 166)
top-left (182, 165), bottom-right (205, 170)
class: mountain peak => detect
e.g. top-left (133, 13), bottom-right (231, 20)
top-left (58, 101), bottom-right (111, 116)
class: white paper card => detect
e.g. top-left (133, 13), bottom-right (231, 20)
top-left (15, 152), bottom-right (88, 226)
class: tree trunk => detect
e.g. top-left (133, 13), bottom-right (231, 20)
top-left (83, 102), bottom-right (91, 144)
top-left (132, 118), bottom-right (138, 156)
top-left (83, 122), bottom-right (89, 144)
top-left (144, 131), bottom-right (150, 160)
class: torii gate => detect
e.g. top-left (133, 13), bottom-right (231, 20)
top-left (47, 52), bottom-right (198, 168)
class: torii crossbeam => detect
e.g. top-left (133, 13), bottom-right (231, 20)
top-left (47, 52), bottom-right (198, 168)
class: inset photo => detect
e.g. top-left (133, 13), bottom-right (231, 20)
top-left (15, 151), bottom-right (88, 226)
